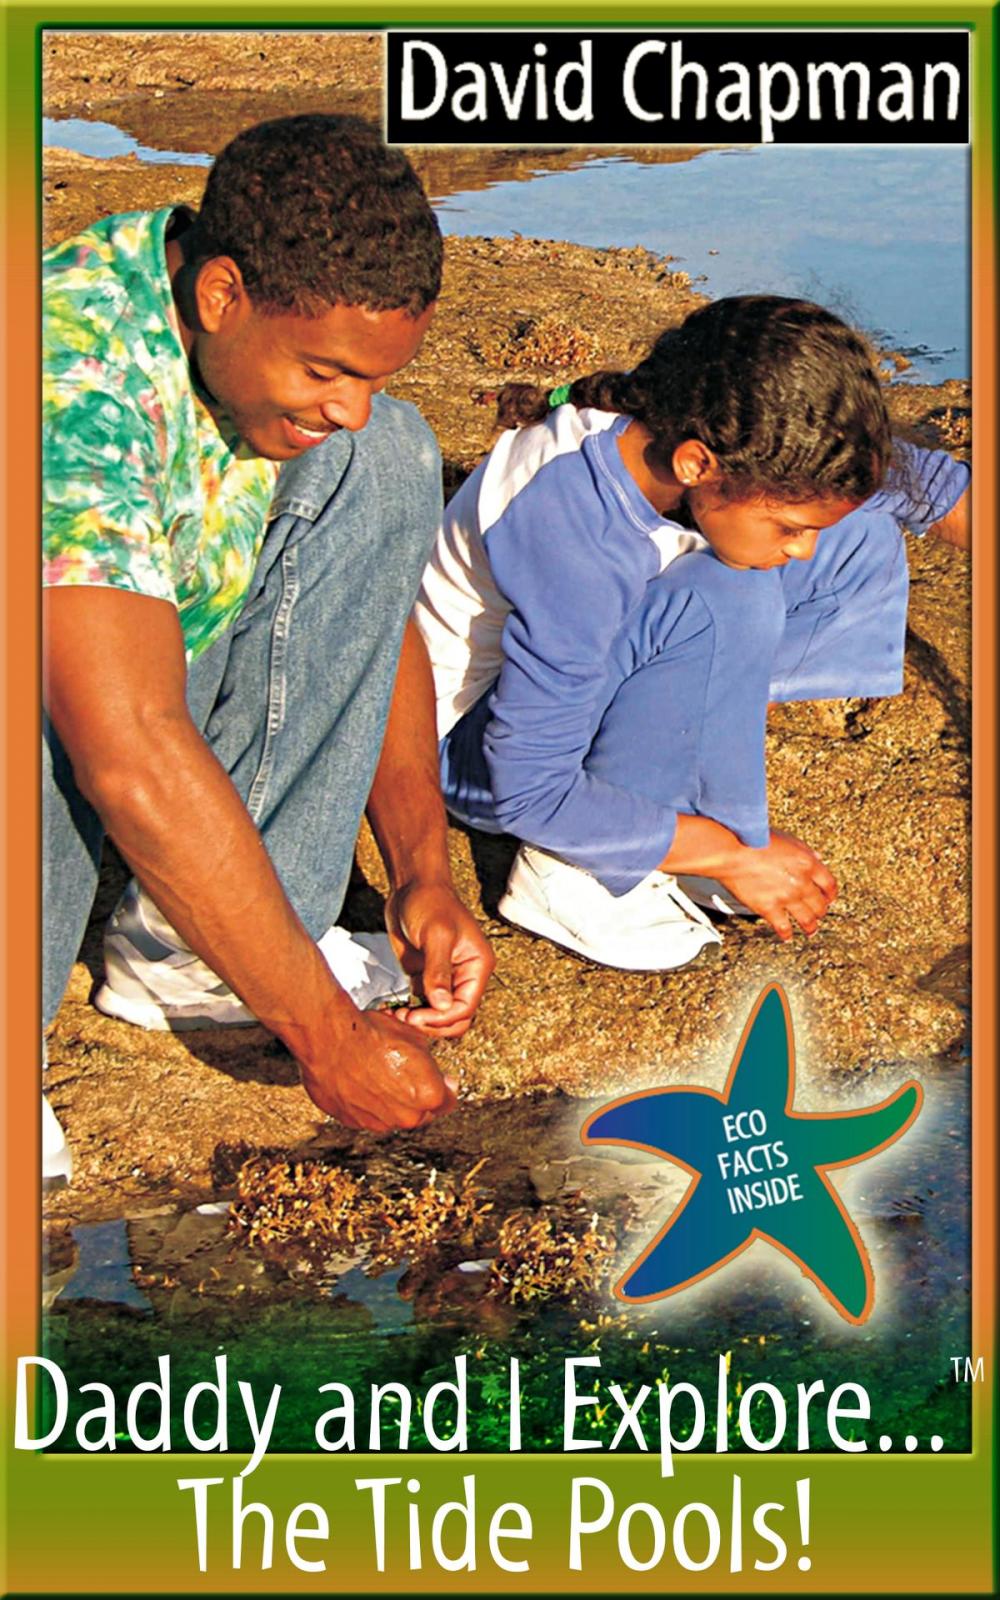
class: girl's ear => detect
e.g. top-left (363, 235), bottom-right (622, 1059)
top-left (671, 439), bottom-right (720, 487)
top-left (192, 256), bottom-right (249, 335)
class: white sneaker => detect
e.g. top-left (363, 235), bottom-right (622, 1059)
top-left (42, 1093), bottom-right (73, 1183)
top-left (94, 879), bottom-right (410, 1031)
top-left (497, 845), bottom-right (722, 971)
top-left (675, 875), bottom-right (754, 916)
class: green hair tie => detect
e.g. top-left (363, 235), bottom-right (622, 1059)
top-left (548, 383), bottom-right (572, 408)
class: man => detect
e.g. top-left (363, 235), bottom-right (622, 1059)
top-left (42, 114), bottom-right (494, 1152)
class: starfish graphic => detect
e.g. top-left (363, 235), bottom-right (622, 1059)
top-left (583, 984), bottom-right (921, 1323)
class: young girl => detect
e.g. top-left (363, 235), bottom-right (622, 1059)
top-left (415, 295), bottom-right (969, 970)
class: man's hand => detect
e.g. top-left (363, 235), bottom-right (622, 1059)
top-left (298, 1005), bottom-right (457, 1133)
top-left (384, 879), bottom-right (495, 1037)
top-left (716, 830), bottom-right (838, 940)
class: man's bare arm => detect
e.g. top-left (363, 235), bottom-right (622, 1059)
top-left (43, 585), bottom-right (455, 1130)
top-left (366, 618), bottom-right (495, 1037)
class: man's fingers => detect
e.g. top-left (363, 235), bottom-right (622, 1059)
top-left (452, 942), bottom-right (494, 1014)
top-left (406, 950), bottom-right (490, 1030)
top-left (398, 1008), bottom-right (473, 1039)
top-left (389, 890), bottom-right (493, 1026)
top-left (811, 861), bottom-right (838, 902)
top-left (409, 1071), bottom-right (457, 1115)
top-left (405, 960), bottom-right (489, 1032)
top-left (419, 924), bottom-right (456, 1010)
top-left (396, 1001), bottom-right (471, 1035)
top-left (351, 1016), bottom-right (454, 1117)
top-left (348, 1066), bottom-right (452, 1128)
top-left (300, 1005), bottom-right (460, 1131)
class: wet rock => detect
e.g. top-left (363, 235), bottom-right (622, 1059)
top-left (528, 1162), bottom-right (567, 1202)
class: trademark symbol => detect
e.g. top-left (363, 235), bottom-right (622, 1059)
top-left (950, 1355), bottom-right (985, 1382)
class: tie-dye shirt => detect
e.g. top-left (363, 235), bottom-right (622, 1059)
top-left (42, 208), bottom-right (279, 662)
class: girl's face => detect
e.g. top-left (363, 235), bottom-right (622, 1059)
top-left (620, 427), bottom-right (864, 569)
top-left (685, 485), bottom-right (862, 570)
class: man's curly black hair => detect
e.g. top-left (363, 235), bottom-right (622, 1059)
top-left (192, 113), bottom-right (443, 317)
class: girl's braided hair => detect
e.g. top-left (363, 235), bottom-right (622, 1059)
top-left (497, 295), bottom-right (892, 503)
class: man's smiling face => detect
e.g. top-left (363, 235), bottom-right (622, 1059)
top-left (178, 246), bottom-right (432, 457)
top-left (188, 259), bottom-right (435, 459)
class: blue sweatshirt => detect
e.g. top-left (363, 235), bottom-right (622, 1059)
top-left (416, 406), bottom-right (969, 884)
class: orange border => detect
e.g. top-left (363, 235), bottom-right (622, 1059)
top-left (3, 12), bottom-right (45, 1413)
top-left (2, 11), bottom-right (996, 1596)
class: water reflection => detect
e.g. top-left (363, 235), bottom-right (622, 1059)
top-left (435, 145), bottom-right (970, 382)
top-left (42, 115), bottom-right (212, 166)
top-left (54, 1217), bottom-right (152, 1311)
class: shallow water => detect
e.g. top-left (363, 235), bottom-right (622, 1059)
top-left (44, 117), bottom-right (968, 383)
top-left (55, 1218), bottom-right (153, 1311)
top-left (42, 115), bottom-right (212, 166)
top-left (435, 145), bottom-right (970, 382)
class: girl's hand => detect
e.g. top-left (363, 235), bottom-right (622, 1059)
top-left (716, 830), bottom-right (838, 940)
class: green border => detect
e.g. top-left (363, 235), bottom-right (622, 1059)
top-left (6, 2), bottom-right (997, 1594)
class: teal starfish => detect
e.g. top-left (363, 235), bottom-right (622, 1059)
top-left (583, 984), bottom-right (921, 1323)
